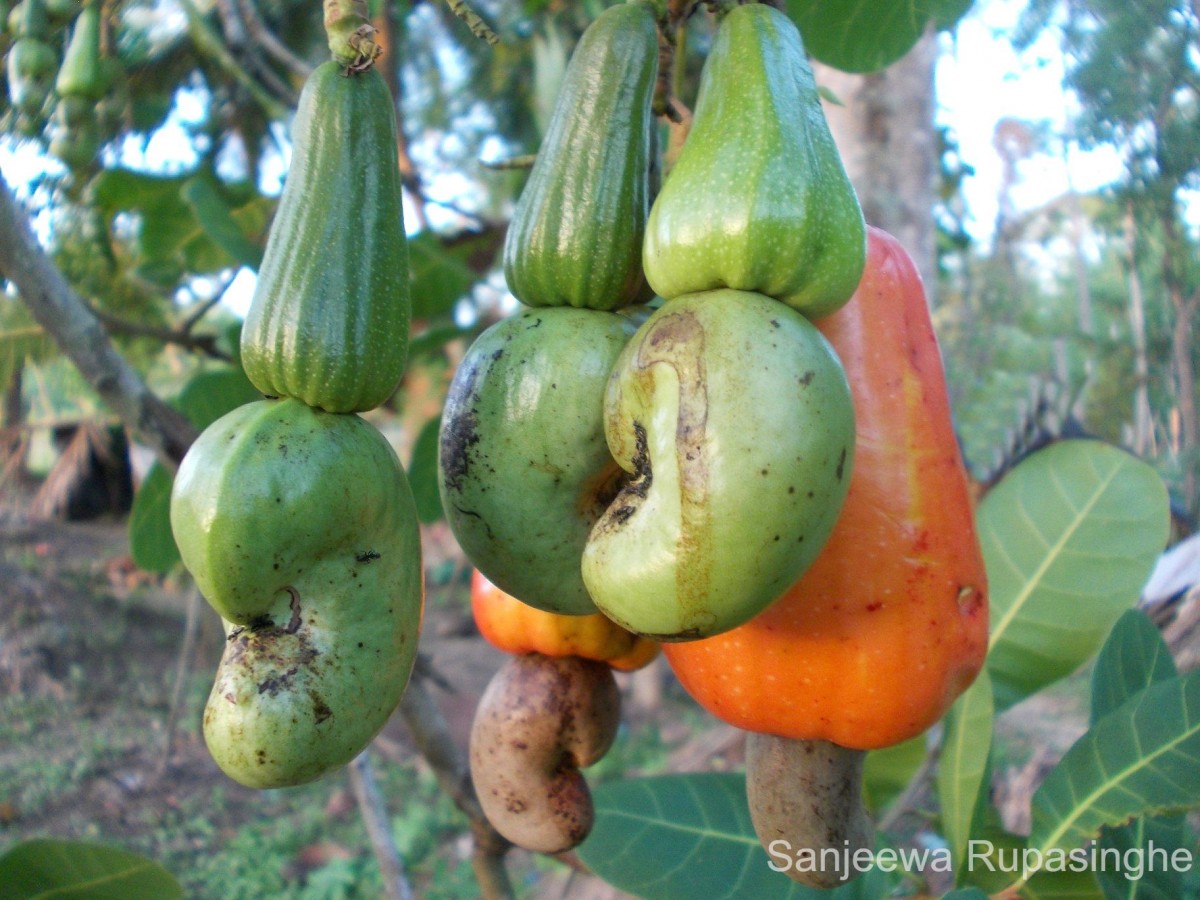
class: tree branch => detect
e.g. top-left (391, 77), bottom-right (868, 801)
top-left (349, 751), bottom-right (415, 900)
top-left (0, 175), bottom-right (197, 470)
top-left (398, 670), bottom-right (515, 900)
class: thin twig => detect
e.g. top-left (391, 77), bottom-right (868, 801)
top-left (480, 154), bottom-right (536, 171)
top-left (235, 0), bottom-right (313, 81)
top-left (89, 304), bottom-right (231, 361)
top-left (398, 674), bottom-right (515, 900)
top-left (180, 273), bottom-right (237, 332)
top-left (444, 0), bottom-right (499, 45)
top-left (157, 584), bottom-right (205, 780)
top-left (349, 751), bottom-right (415, 900)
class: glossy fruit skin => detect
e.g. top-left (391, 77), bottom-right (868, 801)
top-left (471, 570), bottom-right (658, 672)
top-left (643, 4), bottom-right (865, 320)
top-left (241, 61), bottom-right (410, 414)
top-left (439, 307), bottom-right (635, 615)
top-left (664, 228), bottom-right (988, 750)
top-left (170, 399), bottom-right (423, 787)
top-left (582, 289), bottom-right (855, 640)
top-left (503, 1), bottom-right (658, 311)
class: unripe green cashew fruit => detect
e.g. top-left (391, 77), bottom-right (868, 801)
top-left (55, 1), bottom-right (103, 101)
top-left (241, 60), bottom-right (410, 414)
top-left (642, 4), bottom-right (865, 320)
top-left (170, 399), bottom-right (423, 788)
top-left (6, 38), bottom-right (56, 114)
top-left (503, 1), bottom-right (658, 311)
top-left (581, 290), bottom-right (854, 639)
top-left (439, 307), bottom-right (635, 615)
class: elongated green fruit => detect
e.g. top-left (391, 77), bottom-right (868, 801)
top-left (241, 61), bottom-right (410, 413)
top-left (643, 4), bottom-right (865, 319)
top-left (582, 290), bottom-right (855, 639)
top-left (170, 399), bottom-right (423, 788)
top-left (503, 1), bottom-right (658, 311)
top-left (439, 308), bottom-right (635, 615)
top-left (55, 1), bottom-right (102, 100)
top-left (7, 38), bottom-right (55, 113)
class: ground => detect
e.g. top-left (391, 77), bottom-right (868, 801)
top-left (0, 497), bottom-right (718, 899)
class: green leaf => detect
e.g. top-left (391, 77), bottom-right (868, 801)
top-left (980, 440), bottom-right (1169, 710)
top-left (862, 734), bottom-right (926, 816)
top-left (407, 231), bottom-right (486, 320)
top-left (128, 463), bottom-right (179, 573)
top-left (937, 668), bottom-right (994, 877)
top-left (578, 773), bottom-right (901, 898)
top-left (784, 0), bottom-right (974, 73)
top-left (0, 838), bottom-right (183, 899)
top-left (127, 367), bottom-right (260, 573)
top-left (409, 414), bottom-right (444, 525)
top-left (1090, 611), bottom-right (1187, 900)
top-left (1091, 610), bottom-right (1178, 723)
top-left (181, 173), bottom-right (263, 270)
top-left (1028, 667), bottom-right (1200, 855)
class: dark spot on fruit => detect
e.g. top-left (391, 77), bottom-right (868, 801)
top-left (311, 692), bottom-right (333, 724)
top-left (356, 549), bottom-right (381, 563)
top-left (836, 448), bottom-right (846, 481)
top-left (799, 370), bottom-right (815, 386)
top-left (866, 602), bottom-right (883, 612)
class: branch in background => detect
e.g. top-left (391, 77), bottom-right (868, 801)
top-left (349, 752), bottom-right (416, 900)
top-left (89, 304), bottom-right (231, 361)
top-left (397, 672), bottom-right (515, 900)
top-left (180, 273), bottom-right (237, 332)
top-left (480, 154), bottom-right (536, 171)
top-left (0, 175), bottom-right (197, 470)
top-left (180, 0), bottom-right (290, 121)
top-left (235, 0), bottom-right (313, 82)
top-left (444, 0), bottom-right (500, 46)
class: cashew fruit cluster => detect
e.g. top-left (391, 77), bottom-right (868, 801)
top-left (468, 572), bottom-right (656, 852)
top-left (170, 49), bottom-right (422, 789)
top-left (445, 0), bottom-right (871, 856)
top-left (441, 1), bottom-right (861, 641)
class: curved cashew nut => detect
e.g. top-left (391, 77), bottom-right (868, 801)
top-left (470, 653), bottom-right (621, 853)
top-left (746, 733), bottom-right (873, 888)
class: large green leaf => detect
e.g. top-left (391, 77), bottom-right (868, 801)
top-left (578, 773), bottom-right (901, 898)
top-left (1090, 610), bottom-right (1178, 722)
top-left (981, 440), bottom-right (1169, 709)
top-left (1090, 611), bottom-right (1187, 900)
top-left (408, 414), bottom-right (444, 525)
top-left (1028, 667), bottom-right (1200, 854)
top-left (937, 667), bottom-right (994, 876)
top-left (127, 367), bottom-right (260, 573)
top-left (862, 734), bottom-right (927, 816)
top-left (0, 838), bottom-right (183, 899)
top-left (784, 0), bottom-right (974, 73)
top-left (181, 174), bottom-right (264, 270)
top-left (407, 231), bottom-right (488, 320)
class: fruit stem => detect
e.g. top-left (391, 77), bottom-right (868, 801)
top-left (323, 0), bottom-right (382, 72)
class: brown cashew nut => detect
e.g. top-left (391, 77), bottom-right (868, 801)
top-left (745, 733), bottom-right (873, 888)
top-left (469, 652), bottom-right (621, 853)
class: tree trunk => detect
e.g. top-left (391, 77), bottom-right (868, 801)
top-left (1124, 202), bottom-right (1154, 457)
top-left (814, 27), bottom-right (939, 304)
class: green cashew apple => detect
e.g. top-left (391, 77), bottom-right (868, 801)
top-left (439, 308), bottom-right (635, 615)
top-left (642, 4), bottom-right (865, 319)
top-left (170, 399), bottom-right (423, 788)
top-left (582, 290), bottom-right (854, 639)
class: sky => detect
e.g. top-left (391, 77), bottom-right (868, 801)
top-left (936, 0), bottom-right (1124, 247)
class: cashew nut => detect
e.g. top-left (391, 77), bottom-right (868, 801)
top-left (745, 733), bottom-right (873, 888)
top-left (469, 653), bottom-right (621, 853)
